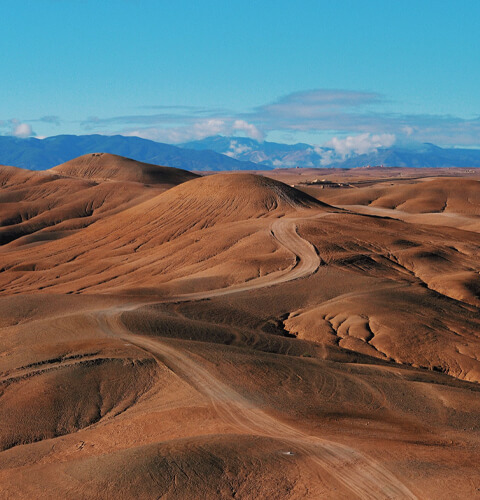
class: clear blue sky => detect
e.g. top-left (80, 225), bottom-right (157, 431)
top-left (1, 0), bottom-right (479, 148)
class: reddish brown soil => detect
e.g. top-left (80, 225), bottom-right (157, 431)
top-left (0, 159), bottom-right (479, 499)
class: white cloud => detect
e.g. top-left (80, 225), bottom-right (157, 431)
top-left (12, 122), bottom-right (34, 138)
top-left (325, 133), bottom-right (396, 158)
top-left (122, 127), bottom-right (189, 143)
top-left (402, 125), bottom-right (415, 136)
top-left (249, 90), bottom-right (480, 147)
top-left (123, 118), bottom-right (263, 144)
top-left (0, 119), bottom-right (36, 138)
top-left (79, 88), bottom-right (480, 148)
top-left (123, 122), bottom-right (226, 143)
top-left (224, 140), bottom-right (253, 158)
top-left (232, 120), bottom-right (263, 141)
top-left (191, 118), bottom-right (229, 138)
top-left (312, 147), bottom-right (337, 166)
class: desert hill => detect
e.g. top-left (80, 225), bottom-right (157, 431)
top-left (0, 154), bottom-right (197, 247)
top-left (51, 152), bottom-right (198, 185)
top-left (316, 177), bottom-right (480, 215)
top-left (301, 175), bottom-right (480, 236)
top-left (1, 162), bottom-right (480, 498)
top-left (0, 164), bottom-right (55, 189)
top-left (140, 172), bottom-right (328, 222)
top-left (0, 172), bottom-right (331, 295)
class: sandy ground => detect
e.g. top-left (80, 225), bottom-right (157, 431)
top-left (0, 158), bottom-right (479, 499)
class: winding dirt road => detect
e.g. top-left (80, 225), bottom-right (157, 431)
top-left (164, 217), bottom-right (321, 302)
top-left (98, 215), bottom-right (417, 499)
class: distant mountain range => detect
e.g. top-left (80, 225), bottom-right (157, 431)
top-left (326, 142), bottom-right (480, 169)
top-left (182, 136), bottom-right (480, 169)
top-left (1, 133), bottom-right (480, 171)
top-left (181, 136), bottom-right (329, 168)
top-left (0, 134), bottom-right (258, 171)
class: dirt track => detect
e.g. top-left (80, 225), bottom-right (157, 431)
top-left (163, 217), bottom-right (322, 302)
top-left (119, 332), bottom-right (416, 499)
top-left (97, 215), bottom-right (416, 499)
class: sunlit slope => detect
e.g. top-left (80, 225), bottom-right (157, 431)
top-left (318, 178), bottom-right (480, 215)
top-left (0, 155), bottom-right (198, 247)
top-left (0, 173), bottom-right (329, 294)
top-left (51, 152), bottom-right (198, 185)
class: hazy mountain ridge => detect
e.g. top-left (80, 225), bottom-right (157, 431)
top-left (182, 136), bottom-right (480, 169)
top-left (2, 134), bottom-right (480, 171)
top-left (0, 134), bottom-right (259, 171)
top-left (181, 135), bottom-right (332, 167)
top-left (329, 142), bottom-right (480, 169)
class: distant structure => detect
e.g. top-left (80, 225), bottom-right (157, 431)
top-left (299, 179), bottom-right (351, 189)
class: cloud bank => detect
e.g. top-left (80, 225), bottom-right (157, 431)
top-left (71, 88), bottom-right (480, 148)
top-left (122, 118), bottom-right (263, 143)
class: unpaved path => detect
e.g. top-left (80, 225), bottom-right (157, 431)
top-left (94, 215), bottom-right (417, 499)
top-left (165, 216), bottom-right (322, 302)
top-left (97, 307), bottom-right (417, 499)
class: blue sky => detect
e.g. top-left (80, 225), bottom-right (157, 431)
top-left (1, 0), bottom-right (480, 151)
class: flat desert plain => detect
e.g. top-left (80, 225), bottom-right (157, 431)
top-left (0, 154), bottom-right (480, 499)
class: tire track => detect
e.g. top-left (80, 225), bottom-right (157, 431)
top-left (93, 215), bottom-right (416, 498)
top-left (162, 216), bottom-right (321, 302)
top-left (111, 328), bottom-right (416, 500)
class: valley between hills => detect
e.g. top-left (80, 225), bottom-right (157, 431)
top-left (0, 153), bottom-right (480, 499)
